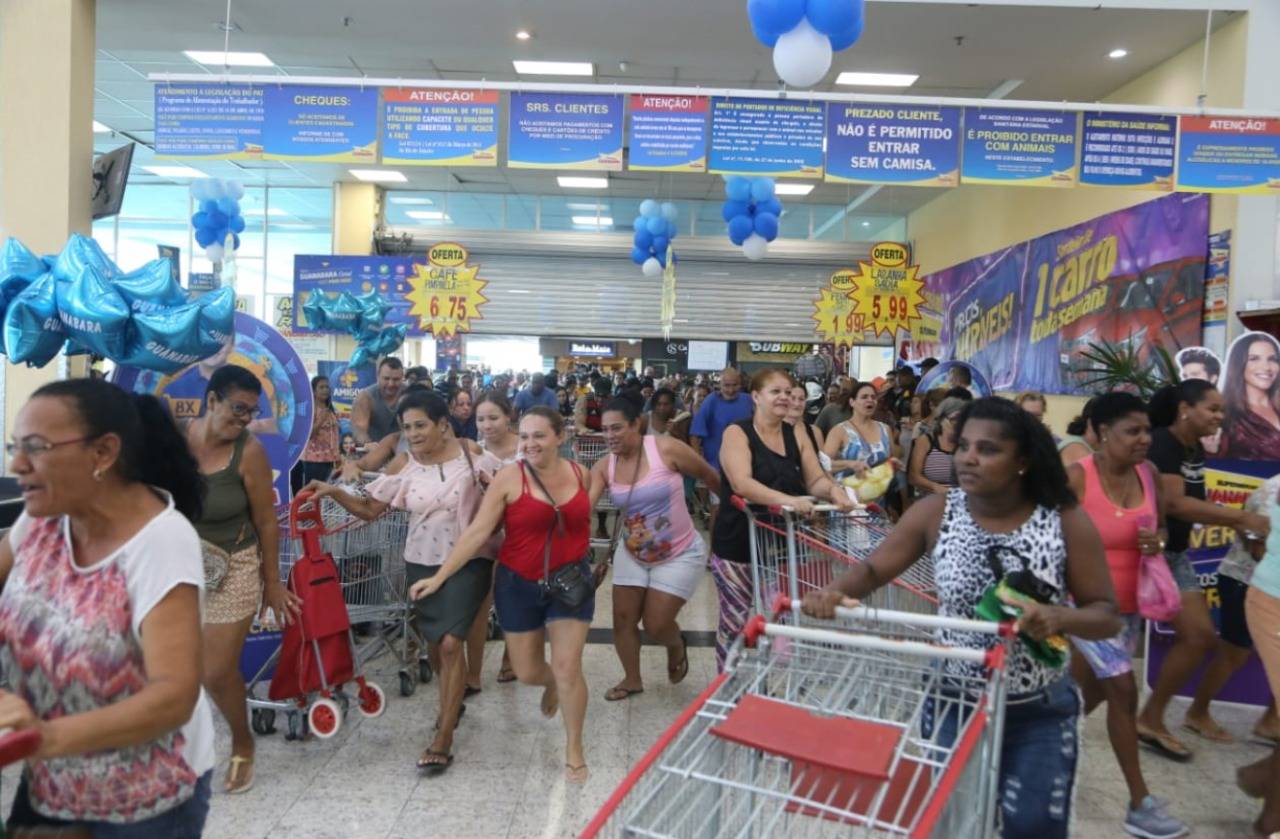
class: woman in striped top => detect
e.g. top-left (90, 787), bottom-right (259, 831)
top-left (907, 397), bottom-right (964, 496)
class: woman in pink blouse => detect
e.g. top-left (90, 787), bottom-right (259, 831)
top-left (291, 375), bottom-right (340, 495)
top-left (306, 391), bottom-right (499, 776)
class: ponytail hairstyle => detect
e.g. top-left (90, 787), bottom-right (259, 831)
top-left (1088, 392), bottom-right (1148, 436)
top-left (1065, 395), bottom-right (1099, 437)
top-left (954, 396), bottom-right (1076, 511)
top-left (1149, 380), bottom-right (1217, 429)
top-left (32, 379), bottom-right (205, 521)
top-left (604, 396), bottom-right (643, 424)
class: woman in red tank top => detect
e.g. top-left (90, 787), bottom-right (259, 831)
top-left (412, 406), bottom-right (596, 784)
top-left (1065, 393), bottom-right (1188, 837)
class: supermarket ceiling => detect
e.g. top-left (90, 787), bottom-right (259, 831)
top-left (92, 0), bottom-right (1244, 220)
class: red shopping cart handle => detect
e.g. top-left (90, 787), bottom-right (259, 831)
top-left (771, 593), bottom-right (793, 618)
top-left (289, 489), bottom-right (326, 538)
top-left (0, 728), bottom-right (41, 766)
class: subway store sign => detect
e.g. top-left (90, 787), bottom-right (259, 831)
top-left (737, 341), bottom-right (814, 362)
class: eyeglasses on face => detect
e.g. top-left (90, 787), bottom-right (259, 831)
top-left (5, 435), bottom-right (93, 458)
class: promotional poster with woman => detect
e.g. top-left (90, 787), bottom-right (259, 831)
top-left (1220, 331), bottom-right (1280, 460)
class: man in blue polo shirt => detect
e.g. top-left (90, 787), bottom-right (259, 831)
top-left (691, 367), bottom-right (753, 525)
top-left (513, 372), bottom-right (559, 415)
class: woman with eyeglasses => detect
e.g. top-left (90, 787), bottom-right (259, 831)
top-left (907, 396), bottom-right (964, 496)
top-left (184, 365), bottom-right (301, 794)
top-left (804, 397), bottom-right (1121, 839)
top-left (0, 379), bottom-right (216, 836)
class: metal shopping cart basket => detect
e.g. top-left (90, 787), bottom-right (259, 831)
top-left (245, 483), bottom-right (426, 740)
top-left (734, 497), bottom-right (936, 618)
top-left (581, 600), bottom-right (1012, 838)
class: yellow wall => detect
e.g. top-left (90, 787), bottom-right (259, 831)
top-left (332, 182), bottom-right (379, 256)
top-left (909, 13), bottom-right (1250, 425)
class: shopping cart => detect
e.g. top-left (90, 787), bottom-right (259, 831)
top-left (581, 601), bottom-right (1012, 838)
top-left (246, 483), bottom-right (426, 741)
top-left (734, 497), bottom-right (937, 618)
top-left (573, 432), bottom-right (609, 470)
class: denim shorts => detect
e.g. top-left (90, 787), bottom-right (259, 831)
top-left (1165, 550), bottom-right (1201, 593)
top-left (494, 559), bottom-right (595, 633)
top-left (9, 769), bottom-right (212, 838)
top-left (926, 678), bottom-right (1080, 839)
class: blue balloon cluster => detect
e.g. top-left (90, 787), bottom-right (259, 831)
top-left (722, 176), bottom-right (783, 259)
top-left (190, 178), bottom-right (247, 263)
top-left (302, 289), bottom-right (407, 368)
top-left (747, 0), bottom-right (865, 50)
top-left (630, 200), bottom-right (680, 277)
top-left (0, 235), bottom-right (234, 371)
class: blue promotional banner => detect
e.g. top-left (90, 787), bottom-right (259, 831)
top-left (708, 98), bottom-right (824, 178)
top-left (1176, 116), bottom-right (1280, 194)
top-left (932, 192), bottom-right (1208, 393)
top-left (114, 311), bottom-right (312, 506)
top-left (961, 108), bottom-right (1078, 187)
top-left (825, 104), bottom-right (960, 187)
top-left (627, 94), bottom-right (709, 172)
top-left (261, 85), bottom-right (379, 163)
top-left (381, 88), bottom-right (499, 167)
top-left (154, 83), bottom-right (266, 159)
top-left (1079, 112), bottom-right (1176, 190)
top-left (507, 92), bottom-right (623, 170)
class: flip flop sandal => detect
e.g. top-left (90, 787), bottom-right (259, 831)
top-left (464, 685), bottom-right (482, 698)
top-left (1137, 728), bottom-right (1193, 762)
top-left (225, 755), bottom-right (255, 794)
top-left (1182, 720), bottom-right (1233, 743)
top-left (417, 750), bottom-right (454, 776)
top-left (496, 666), bottom-right (517, 683)
top-left (604, 686), bottom-right (644, 702)
top-left (565, 763), bottom-right (589, 784)
top-left (669, 634), bottom-right (690, 685)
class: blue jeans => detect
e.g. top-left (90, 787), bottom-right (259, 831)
top-left (927, 677), bottom-right (1080, 839)
top-left (493, 560), bottom-right (595, 633)
top-left (9, 770), bottom-right (212, 838)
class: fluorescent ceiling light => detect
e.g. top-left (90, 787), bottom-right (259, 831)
top-left (516, 30), bottom-right (533, 41)
top-left (184, 50), bottom-right (275, 67)
top-left (861, 221), bottom-right (871, 227)
top-left (274, 223), bottom-right (315, 230)
top-left (406, 210), bottom-right (450, 221)
top-left (388, 196), bottom-right (433, 205)
top-left (242, 207), bottom-right (285, 216)
top-left (558, 176), bottom-right (607, 189)
top-left (513, 60), bottom-right (593, 76)
top-left (566, 202), bottom-right (600, 210)
top-left (143, 165), bottom-right (206, 178)
top-left (349, 169), bottom-right (407, 183)
top-left (1108, 48), bottom-right (1128, 59)
top-left (508, 289), bottom-right (532, 294)
top-left (835, 72), bottom-right (919, 87)
top-left (774, 183), bottom-right (814, 196)
top-left (92, 120), bottom-right (111, 133)
top-left (571, 216), bottom-right (613, 226)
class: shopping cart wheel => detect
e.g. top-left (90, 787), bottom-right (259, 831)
top-left (308, 698), bottom-right (342, 739)
top-left (284, 710), bottom-right (304, 741)
top-left (250, 708), bottom-right (277, 736)
top-left (357, 682), bottom-right (387, 718)
top-left (398, 670), bottom-right (416, 697)
top-left (418, 657), bottom-right (433, 685)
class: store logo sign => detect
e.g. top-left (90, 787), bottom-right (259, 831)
top-left (571, 341), bottom-right (615, 357)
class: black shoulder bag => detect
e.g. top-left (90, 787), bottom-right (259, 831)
top-left (522, 461), bottom-right (594, 609)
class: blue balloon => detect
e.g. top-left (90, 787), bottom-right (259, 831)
top-left (631, 246), bottom-right (649, 265)
top-left (200, 199), bottom-right (219, 215)
top-left (229, 215), bottom-right (246, 234)
top-left (828, 13), bottom-right (864, 50)
top-left (806, 0), bottom-right (858, 36)
top-left (728, 214), bottom-right (754, 245)
top-left (760, 196), bottom-right (784, 217)
top-left (216, 196), bottom-right (240, 218)
top-left (633, 216), bottom-right (647, 233)
top-left (195, 287), bottom-right (235, 356)
top-left (750, 18), bottom-right (781, 47)
top-left (324, 291), bottom-right (365, 332)
top-left (646, 216), bottom-right (666, 236)
top-left (302, 289), bottom-right (329, 331)
top-left (4, 273), bottom-right (64, 366)
top-left (350, 345), bottom-right (376, 369)
top-left (192, 211), bottom-right (209, 229)
top-left (754, 212), bottom-right (780, 242)
top-left (751, 178), bottom-right (776, 203)
top-left (51, 234), bottom-right (118, 282)
top-left (0, 239), bottom-right (46, 283)
top-left (747, 0), bottom-right (806, 40)
top-left (113, 259), bottom-right (186, 314)
top-left (634, 228), bottom-right (653, 250)
top-left (665, 219), bottom-right (678, 239)
top-left (725, 176), bottom-right (752, 203)
top-left (205, 210), bottom-right (228, 232)
top-left (652, 235), bottom-right (670, 256)
top-left (721, 200), bottom-right (750, 223)
top-left (655, 250), bottom-right (668, 268)
top-left (194, 227), bottom-right (218, 248)
top-left (639, 199), bottom-right (660, 218)
top-left (55, 266), bottom-right (132, 359)
top-left (120, 300), bottom-right (206, 373)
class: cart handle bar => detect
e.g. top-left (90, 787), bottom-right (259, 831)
top-left (743, 615), bottom-right (993, 665)
top-left (773, 594), bottom-right (1016, 638)
top-left (729, 494), bottom-right (883, 517)
top-left (289, 489), bottom-right (327, 538)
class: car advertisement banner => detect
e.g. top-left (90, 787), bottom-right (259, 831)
top-left (930, 191), bottom-right (1208, 394)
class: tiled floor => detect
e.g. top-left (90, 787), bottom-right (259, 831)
top-left (31, 572), bottom-right (1264, 838)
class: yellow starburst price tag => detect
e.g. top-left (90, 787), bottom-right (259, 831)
top-left (812, 270), bottom-right (865, 346)
top-left (850, 242), bottom-right (926, 339)
top-left (404, 242), bottom-right (489, 338)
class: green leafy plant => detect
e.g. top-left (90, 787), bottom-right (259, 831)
top-left (1074, 338), bottom-right (1180, 400)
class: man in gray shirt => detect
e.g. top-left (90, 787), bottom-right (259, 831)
top-left (814, 377), bottom-right (854, 434)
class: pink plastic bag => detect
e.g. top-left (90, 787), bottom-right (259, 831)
top-left (1137, 553), bottom-right (1182, 622)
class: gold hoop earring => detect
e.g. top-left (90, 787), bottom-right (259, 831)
top-left (92, 468), bottom-right (104, 482)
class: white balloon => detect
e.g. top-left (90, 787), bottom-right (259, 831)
top-left (190, 180), bottom-right (210, 202)
top-left (742, 234), bottom-right (769, 261)
top-left (773, 18), bottom-right (833, 88)
top-left (660, 202), bottom-right (679, 222)
top-left (205, 179), bottom-right (227, 200)
top-left (642, 257), bottom-right (663, 277)
top-left (226, 180), bottom-right (246, 200)
top-left (205, 244), bottom-right (225, 263)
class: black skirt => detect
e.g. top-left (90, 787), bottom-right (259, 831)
top-left (406, 558), bottom-right (494, 643)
